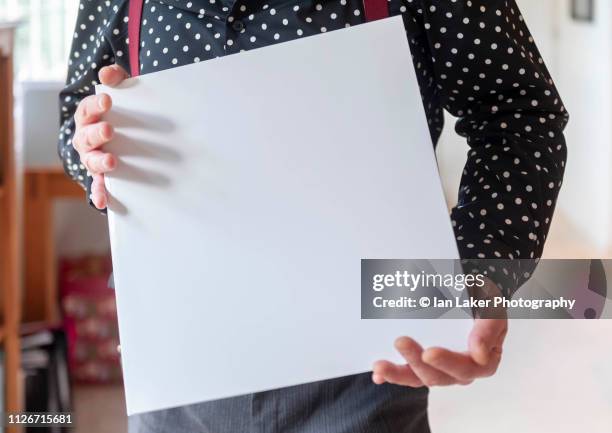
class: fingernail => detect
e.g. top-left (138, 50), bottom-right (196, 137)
top-left (103, 157), bottom-right (113, 170)
top-left (97, 95), bottom-right (105, 110)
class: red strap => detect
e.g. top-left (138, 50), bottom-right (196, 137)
top-left (363, 0), bottom-right (389, 22)
top-left (128, 0), bottom-right (144, 77)
top-left (128, 0), bottom-right (387, 76)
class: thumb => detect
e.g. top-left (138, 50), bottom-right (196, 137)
top-left (99, 64), bottom-right (129, 87)
top-left (468, 318), bottom-right (507, 366)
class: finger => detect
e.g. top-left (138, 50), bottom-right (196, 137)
top-left (393, 337), bottom-right (458, 387)
top-left (422, 347), bottom-right (491, 383)
top-left (73, 122), bottom-right (114, 153)
top-left (82, 150), bottom-right (116, 174)
top-left (468, 319), bottom-right (508, 366)
top-left (90, 174), bottom-right (107, 209)
top-left (99, 64), bottom-right (129, 87)
top-left (91, 173), bottom-right (107, 194)
top-left (75, 94), bottom-right (112, 127)
top-left (372, 360), bottom-right (423, 387)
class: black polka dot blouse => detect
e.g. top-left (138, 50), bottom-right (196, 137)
top-left (58, 0), bottom-right (569, 288)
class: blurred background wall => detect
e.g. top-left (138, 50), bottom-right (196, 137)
top-left (1, 0), bottom-right (110, 260)
top-left (554, 0), bottom-right (612, 253)
top-left (1, 1), bottom-right (611, 433)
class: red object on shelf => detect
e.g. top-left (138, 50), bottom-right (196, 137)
top-left (59, 256), bottom-right (122, 384)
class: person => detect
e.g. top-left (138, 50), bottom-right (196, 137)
top-left (58, 1), bottom-right (568, 432)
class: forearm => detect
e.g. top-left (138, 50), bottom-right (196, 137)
top-left (419, 0), bottom-right (568, 295)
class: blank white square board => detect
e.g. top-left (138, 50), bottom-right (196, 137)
top-left (99, 16), bottom-right (470, 415)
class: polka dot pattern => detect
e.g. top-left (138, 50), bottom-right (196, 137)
top-left (58, 0), bottom-right (568, 290)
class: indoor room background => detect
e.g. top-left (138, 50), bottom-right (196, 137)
top-left (0, 1), bottom-right (611, 432)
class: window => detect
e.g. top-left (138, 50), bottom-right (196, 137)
top-left (0, 0), bottom-right (78, 80)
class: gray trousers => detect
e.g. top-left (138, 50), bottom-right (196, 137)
top-left (128, 373), bottom-right (430, 433)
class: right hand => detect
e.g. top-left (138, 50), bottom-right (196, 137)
top-left (72, 64), bottom-right (129, 209)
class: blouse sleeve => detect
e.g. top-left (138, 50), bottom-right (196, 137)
top-left (58, 0), bottom-right (129, 205)
top-left (420, 0), bottom-right (568, 295)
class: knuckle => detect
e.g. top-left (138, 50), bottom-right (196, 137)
top-left (74, 109), bottom-right (83, 125)
top-left (84, 127), bottom-right (97, 149)
top-left (77, 96), bottom-right (93, 119)
top-left (91, 156), bottom-right (105, 174)
top-left (89, 124), bottom-right (106, 147)
top-left (80, 153), bottom-right (91, 171)
top-left (79, 106), bottom-right (88, 122)
top-left (76, 100), bottom-right (87, 118)
top-left (87, 158), bottom-right (99, 173)
top-left (71, 133), bottom-right (80, 150)
top-left (78, 95), bottom-right (104, 124)
top-left (72, 129), bottom-right (85, 152)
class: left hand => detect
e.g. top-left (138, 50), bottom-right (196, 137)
top-left (372, 318), bottom-right (508, 387)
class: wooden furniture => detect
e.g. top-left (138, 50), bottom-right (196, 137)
top-left (0, 21), bottom-right (23, 430)
top-left (23, 168), bottom-right (82, 323)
